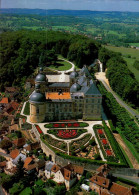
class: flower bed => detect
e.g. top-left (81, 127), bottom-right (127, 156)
top-left (58, 129), bottom-right (77, 138)
top-left (106, 150), bottom-right (112, 156)
top-left (98, 129), bottom-right (103, 135)
top-left (44, 122), bottom-right (88, 128)
top-left (102, 139), bottom-right (107, 145)
top-left (47, 129), bottom-right (87, 139)
top-left (35, 125), bottom-right (43, 134)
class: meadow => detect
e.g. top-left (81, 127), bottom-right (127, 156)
top-left (105, 45), bottom-right (139, 82)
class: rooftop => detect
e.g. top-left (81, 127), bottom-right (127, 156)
top-left (0, 97), bottom-right (9, 104)
top-left (109, 182), bottom-right (133, 195)
top-left (10, 149), bottom-right (20, 159)
top-left (46, 92), bottom-right (71, 100)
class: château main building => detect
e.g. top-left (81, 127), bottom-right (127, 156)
top-left (29, 66), bottom-right (102, 123)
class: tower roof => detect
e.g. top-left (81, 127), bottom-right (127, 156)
top-left (70, 69), bottom-right (78, 79)
top-left (35, 73), bottom-right (47, 82)
top-left (70, 82), bottom-right (81, 93)
top-left (29, 92), bottom-right (46, 103)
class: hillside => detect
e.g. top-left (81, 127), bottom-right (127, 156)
top-left (104, 45), bottom-right (139, 82)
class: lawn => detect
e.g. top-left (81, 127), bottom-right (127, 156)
top-left (105, 45), bottom-right (139, 81)
top-left (23, 101), bottom-right (30, 115)
top-left (128, 43), bottom-right (139, 47)
top-left (49, 58), bottom-right (72, 71)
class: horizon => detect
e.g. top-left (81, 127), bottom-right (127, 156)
top-left (1, 0), bottom-right (139, 12)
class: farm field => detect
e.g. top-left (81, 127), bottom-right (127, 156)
top-left (105, 45), bottom-right (139, 81)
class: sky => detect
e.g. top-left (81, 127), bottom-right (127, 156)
top-left (1, 0), bottom-right (139, 12)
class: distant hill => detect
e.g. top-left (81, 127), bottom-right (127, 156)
top-left (0, 8), bottom-right (139, 17)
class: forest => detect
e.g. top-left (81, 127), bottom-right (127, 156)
top-left (0, 30), bottom-right (100, 89)
top-left (0, 9), bottom-right (139, 46)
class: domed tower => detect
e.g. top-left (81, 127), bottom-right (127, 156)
top-left (70, 81), bottom-right (81, 93)
top-left (69, 68), bottom-right (78, 86)
top-left (35, 67), bottom-right (48, 93)
top-left (29, 84), bottom-right (46, 123)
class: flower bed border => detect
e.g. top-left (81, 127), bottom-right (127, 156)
top-left (44, 122), bottom-right (89, 128)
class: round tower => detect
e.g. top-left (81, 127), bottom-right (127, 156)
top-left (29, 84), bottom-right (46, 123)
top-left (35, 67), bottom-right (48, 93)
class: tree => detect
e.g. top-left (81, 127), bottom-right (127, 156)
top-left (0, 140), bottom-right (12, 149)
top-left (9, 181), bottom-right (24, 195)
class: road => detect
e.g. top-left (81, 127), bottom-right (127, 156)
top-left (95, 72), bottom-right (139, 120)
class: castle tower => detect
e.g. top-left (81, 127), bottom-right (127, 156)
top-left (35, 67), bottom-right (48, 93)
top-left (69, 68), bottom-right (78, 86)
top-left (29, 84), bottom-right (46, 123)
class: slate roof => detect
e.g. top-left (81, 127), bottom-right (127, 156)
top-left (29, 91), bottom-right (46, 103)
top-left (85, 84), bottom-right (101, 95)
top-left (79, 65), bottom-right (91, 77)
top-left (45, 161), bottom-right (54, 171)
top-left (49, 82), bottom-right (70, 88)
top-left (13, 153), bottom-right (26, 165)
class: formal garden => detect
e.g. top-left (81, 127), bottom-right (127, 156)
top-left (34, 121), bottom-right (129, 167)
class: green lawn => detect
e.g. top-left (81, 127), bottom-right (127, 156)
top-left (49, 58), bottom-right (72, 71)
top-left (105, 45), bottom-right (139, 81)
top-left (23, 101), bottom-right (30, 115)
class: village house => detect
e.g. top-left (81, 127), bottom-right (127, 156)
top-left (50, 163), bottom-right (84, 190)
top-left (89, 164), bottom-right (134, 195)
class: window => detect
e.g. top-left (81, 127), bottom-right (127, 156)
top-left (36, 107), bottom-right (39, 114)
top-left (92, 99), bottom-right (94, 103)
top-left (86, 99), bottom-right (88, 103)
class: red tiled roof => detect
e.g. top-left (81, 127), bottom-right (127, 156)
top-left (10, 102), bottom-right (19, 110)
top-left (0, 97), bottom-right (9, 104)
top-left (64, 168), bottom-right (71, 181)
top-left (13, 137), bottom-right (26, 147)
top-left (9, 124), bottom-right (19, 131)
top-left (0, 161), bottom-right (6, 167)
top-left (51, 164), bottom-right (61, 173)
top-left (96, 164), bottom-right (111, 173)
top-left (110, 182), bottom-right (133, 195)
top-left (64, 164), bottom-right (84, 175)
top-left (24, 157), bottom-right (33, 169)
top-left (90, 175), bottom-right (110, 189)
top-left (10, 149), bottom-right (20, 159)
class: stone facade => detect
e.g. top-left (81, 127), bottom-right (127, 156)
top-left (29, 66), bottom-right (102, 123)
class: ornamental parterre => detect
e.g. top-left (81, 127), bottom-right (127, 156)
top-left (57, 129), bottom-right (77, 139)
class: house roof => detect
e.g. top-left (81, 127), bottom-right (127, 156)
top-left (45, 161), bottom-right (54, 171)
top-left (10, 102), bottom-right (19, 110)
top-left (63, 168), bottom-right (72, 181)
top-left (51, 164), bottom-right (61, 173)
top-left (24, 157), bottom-right (33, 169)
top-left (13, 138), bottom-right (26, 147)
top-left (97, 164), bottom-right (111, 173)
top-left (64, 164), bottom-right (84, 175)
top-left (9, 124), bottom-right (19, 131)
top-left (0, 161), bottom-right (6, 167)
top-left (10, 149), bottom-right (20, 159)
top-left (90, 175), bottom-right (110, 189)
top-left (13, 153), bottom-right (26, 165)
top-left (0, 97), bottom-right (9, 104)
top-left (109, 182), bottom-right (133, 195)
